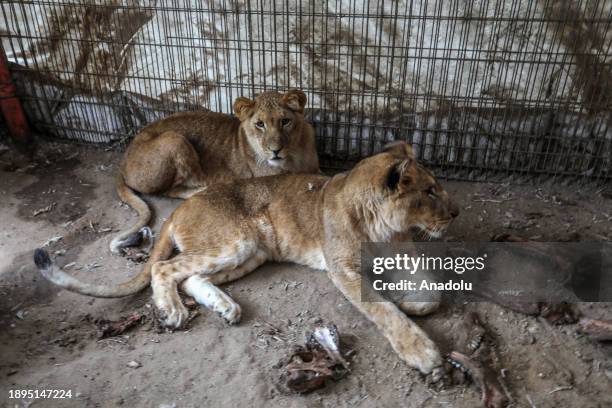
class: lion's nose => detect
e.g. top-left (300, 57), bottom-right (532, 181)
top-left (271, 148), bottom-right (282, 157)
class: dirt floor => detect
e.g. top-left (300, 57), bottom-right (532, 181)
top-left (0, 139), bottom-right (611, 408)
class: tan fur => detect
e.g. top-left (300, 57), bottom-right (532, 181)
top-left (110, 90), bottom-right (319, 254)
top-left (36, 142), bottom-right (458, 374)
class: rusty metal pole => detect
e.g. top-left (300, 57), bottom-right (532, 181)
top-left (0, 42), bottom-right (32, 145)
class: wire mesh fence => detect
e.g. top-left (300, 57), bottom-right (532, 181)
top-left (1, 0), bottom-right (612, 181)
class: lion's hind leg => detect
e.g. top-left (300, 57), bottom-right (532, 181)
top-left (150, 258), bottom-right (191, 328)
top-left (180, 250), bottom-right (268, 324)
top-left (181, 276), bottom-right (241, 324)
top-left (151, 243), bottom-right (261, 328)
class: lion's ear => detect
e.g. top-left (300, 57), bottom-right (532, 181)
top-left (233, 97), bottom-right (256, 121)
top-left (283, 90), bottom-right (307, 112)
top-left (383, 141), bottom-right (415, 160)
top-left (385, 159), bottom-right (412, 191)
top-left (385, 163), bottom-right (402, 190)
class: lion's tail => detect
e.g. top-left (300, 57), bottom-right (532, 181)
top-left (34, 221), bottom-right (175, 298)
top-left (109, 172), bottom-right (152, 255)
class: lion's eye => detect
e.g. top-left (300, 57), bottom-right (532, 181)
top-left (281, 118), bottom-right (291, 127)
top-left (255, 121), bottom-right (265, 129)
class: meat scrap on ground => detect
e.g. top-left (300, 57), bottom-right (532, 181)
top-left (278, 324), bottom-right (354, 393)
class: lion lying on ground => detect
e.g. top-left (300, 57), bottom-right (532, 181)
top-left (34, 142), bottom-right (458, 374)
top-left (111, 90), bottom-right (319, 254)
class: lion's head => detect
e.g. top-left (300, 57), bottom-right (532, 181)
top-left (343, 141), bottom-right (459, 241)
top-left (233, 90), bottom-right (318, 172)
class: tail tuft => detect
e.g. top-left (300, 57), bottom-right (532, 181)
top-left (114, 226), bottom-right (153, 252)
top-left (117, 232), bottom-right (143, 249)
top-left (139, 226), bottom-right (153, 242)
top-left (34, 248), bottom-right (52, 270)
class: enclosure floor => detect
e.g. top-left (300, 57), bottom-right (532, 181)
top-left (0, 141), bottom-right (611, 408)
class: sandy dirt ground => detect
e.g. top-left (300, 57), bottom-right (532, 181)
top-left (0, 139), bottom-right (611, 408)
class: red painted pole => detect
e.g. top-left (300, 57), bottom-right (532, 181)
top-left (0, 42), bottom-right (32, 145)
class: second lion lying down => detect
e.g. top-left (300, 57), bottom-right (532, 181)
top-left (34, 141), bottom-right (458, 374)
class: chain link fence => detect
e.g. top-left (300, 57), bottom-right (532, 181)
top-left (1, 1), bottom-right (611, 181)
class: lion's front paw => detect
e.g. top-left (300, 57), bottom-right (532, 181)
top-left (157, 300), bottom-right (189, 329)
top-left (398, 300), bottom-right (440, 316)
top-left (219, 302), bottom-right (242, 325)
top-left (393, 331), bottom-right (442, 374)
top-left (429, 365), bottom-right (446, 383)
top-left (410, 342), bottom-right (443, 374)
